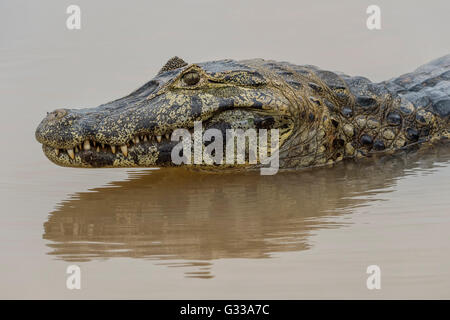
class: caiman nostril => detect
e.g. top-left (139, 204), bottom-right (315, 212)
top-left (46, 109), bottom-right (67, 122)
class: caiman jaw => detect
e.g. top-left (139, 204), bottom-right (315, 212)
top-left (41, 131), bottom-right (178, 168)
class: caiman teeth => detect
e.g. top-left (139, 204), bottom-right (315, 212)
top-left (50, 131), bottom-right (176, 160)
top-left (120, 145), bottom-right (128, 157)
top-left (67, 149), bottom-right (75, 159)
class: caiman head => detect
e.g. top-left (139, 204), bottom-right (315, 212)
top-left (36, 57), bottom-right (333, 169)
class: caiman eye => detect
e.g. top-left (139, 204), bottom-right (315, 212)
top-left (182, 71), bottom-right (200, 86)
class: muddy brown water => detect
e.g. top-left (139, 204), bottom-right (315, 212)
top-left (1, 1), bottom-right (450, 298)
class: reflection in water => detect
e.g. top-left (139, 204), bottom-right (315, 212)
top-left (44, 147), bottom-right (450, 278)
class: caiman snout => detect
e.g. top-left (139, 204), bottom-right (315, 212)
top-left (35, 108), bottom-right (69, 146)
top-left (36, 108), bottom-right (70, 141)
top-left (35, 107), bottom-right (88, 149)
top-left (46, 109), bottom-right (68, 122)
top-left (35, 101), bottom-right (181, 168)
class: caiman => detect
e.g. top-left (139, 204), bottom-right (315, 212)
top-left (35, 55), bottom-right (450, 170)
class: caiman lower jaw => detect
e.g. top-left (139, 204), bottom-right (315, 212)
top-left (41, 132), bottom-right (176, 168)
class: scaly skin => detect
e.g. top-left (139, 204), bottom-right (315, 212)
top-left (35, 55), bottom-right (450, 170)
